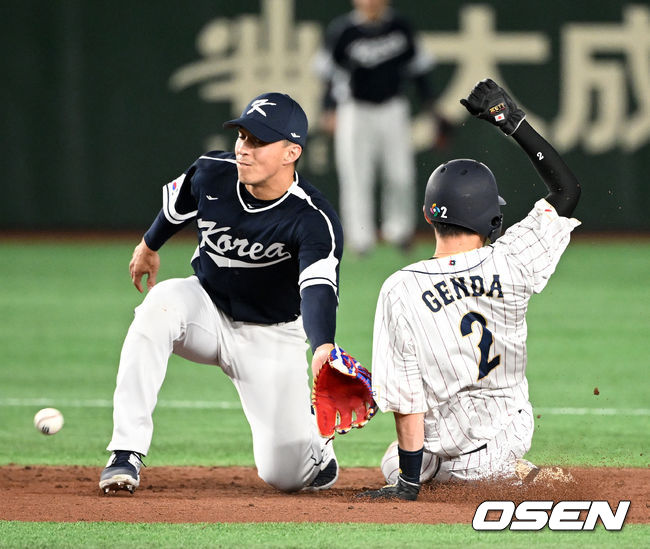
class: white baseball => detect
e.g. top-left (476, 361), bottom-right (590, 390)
top-left (34, 408), bottom-right (64, 435)
top-left (381, 440), bottom-right (400, 484)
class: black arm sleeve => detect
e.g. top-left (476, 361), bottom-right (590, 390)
top-left (511, 120), bottom-right (581, 217)
top-left (143, 210), bottom-right (191, 251)
top-left (300, 284), bottom-right (337, 352)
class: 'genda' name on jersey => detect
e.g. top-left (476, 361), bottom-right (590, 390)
top-left (421, 275), bottom-right (504, 313)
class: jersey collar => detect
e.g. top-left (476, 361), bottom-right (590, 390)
top-left (236, 171), bottom-right (299, 213)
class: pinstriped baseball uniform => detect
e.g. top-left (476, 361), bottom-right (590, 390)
top-left (372, 199), bottom-right (579, 479)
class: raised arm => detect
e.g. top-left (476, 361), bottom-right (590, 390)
top-left (460, 78), bottom-right (581, 217)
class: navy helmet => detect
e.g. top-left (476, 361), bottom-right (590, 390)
top-left (423, 159), bottom-right (506, 242)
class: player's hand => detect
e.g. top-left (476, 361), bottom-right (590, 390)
top-left (319, 110), bottom-right (337, 136)
top-left (460, 78), bottom-right (526, 135)
top-left (311, 343), bottom-right (335, 379)
top-left (129, 238), bottom-right (160, 293)
top-left (432, 112), bottom-right (453, 150)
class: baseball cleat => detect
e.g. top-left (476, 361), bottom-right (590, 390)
top-left (514, 458), bottom-right (574, 486)
top-left (305, 440), bottom-right (339, 491)
top-left (357, 475), bottom-right (420, 501)
top-left (102, 481), bottom-right (136, 495)
top-left (515, 458), bottom-right (539, 483)
top-left (99, 450), bottom-right (144, 494)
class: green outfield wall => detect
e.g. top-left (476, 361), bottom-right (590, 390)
top-left (2, 0), bottom-right (648, 231)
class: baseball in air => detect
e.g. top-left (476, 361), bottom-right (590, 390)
top-left (33, 408), bottom-right (64, 435)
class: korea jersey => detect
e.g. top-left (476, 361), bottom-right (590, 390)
top-left (321, 9), bottom-right (431, 104)
top-left (372, 200), bottom-right (580, 457)
top-left (158, 151), bottom-right (343, 325)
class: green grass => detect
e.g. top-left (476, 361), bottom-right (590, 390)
top-left (0, 239), bottom-right (647, 468)
top-left (0, 522), bottom-right (648, 548)
top-left (0, 238), bottom-right (648, 546)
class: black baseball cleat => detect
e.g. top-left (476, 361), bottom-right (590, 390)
top-left (305, 441), bottom-right (339, 491)
top-left (309, 458), bottom-right (339, 490)
top-left (99, 450), bottom-right (144, 494)
top-left (357, 475), bottom-right (420, 501)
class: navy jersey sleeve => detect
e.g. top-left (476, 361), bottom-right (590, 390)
top-left (292, 190), bottom-right (344, 350)
top-left (324, 14), bottom-right (351, 68)
top-left (143, 166), bottom-right (199, 251)
top-left (395, 15), bottom-right (417, 62)
top-left (296, 205), bottom-right (343, 296)
top-left (315, 14), bottom-right (350, 110)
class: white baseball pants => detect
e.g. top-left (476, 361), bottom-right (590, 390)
top-left (107, 276), bottom-right (325, 491)
top-left (334, 97), bottom-right (416, 254)
top-left (382, 406), bottom-right (534, 484)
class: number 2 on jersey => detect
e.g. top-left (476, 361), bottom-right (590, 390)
top-left (460, 312), bottom-right (500, 380)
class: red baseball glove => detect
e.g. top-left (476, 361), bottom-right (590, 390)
top-left (312, 345), bottom-right (377, 439)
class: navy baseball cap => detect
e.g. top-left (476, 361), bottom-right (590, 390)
top-left (223, 92), bottom-right (308, 147)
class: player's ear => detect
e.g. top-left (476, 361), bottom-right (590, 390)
top-left (423, 206), bottom-right (433, 226)
top-left (283, 142), bottom-right (302, 165)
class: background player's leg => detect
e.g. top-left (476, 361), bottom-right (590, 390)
top-left (221, 318), bottom-right (326, 492)
top-left (108, 276), bottom-right (220, 455)
top-left (335, 100), bottom-right (378, 255)
top-left (379, 98), bottom-right (416, 247)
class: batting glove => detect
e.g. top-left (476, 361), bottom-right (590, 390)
top-left (460, 78), bottom-right (526, 135)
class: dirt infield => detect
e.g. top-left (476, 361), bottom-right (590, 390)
top-left (1, 465), bottom-right (648, 524)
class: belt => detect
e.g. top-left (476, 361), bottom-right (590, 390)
top-left (462, 443), bottom-right (487, 456)
top-left (459, 409), bottom-right (523, 456)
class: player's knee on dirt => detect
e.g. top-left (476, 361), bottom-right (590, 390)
top-left (257, 462), bottom-right (306, 493)
top-left (255, 443), bottom-right (315, 492)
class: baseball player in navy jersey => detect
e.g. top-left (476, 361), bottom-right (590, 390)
top-left (99, 92), bottom-right (344, 494)
top-left (360, 79), bottom-right (581, 500)
top-left (314, 0), bottom-right (439, 255)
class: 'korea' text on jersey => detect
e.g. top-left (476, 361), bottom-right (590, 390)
top-left (155, 151), bottom-right (343, 325)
